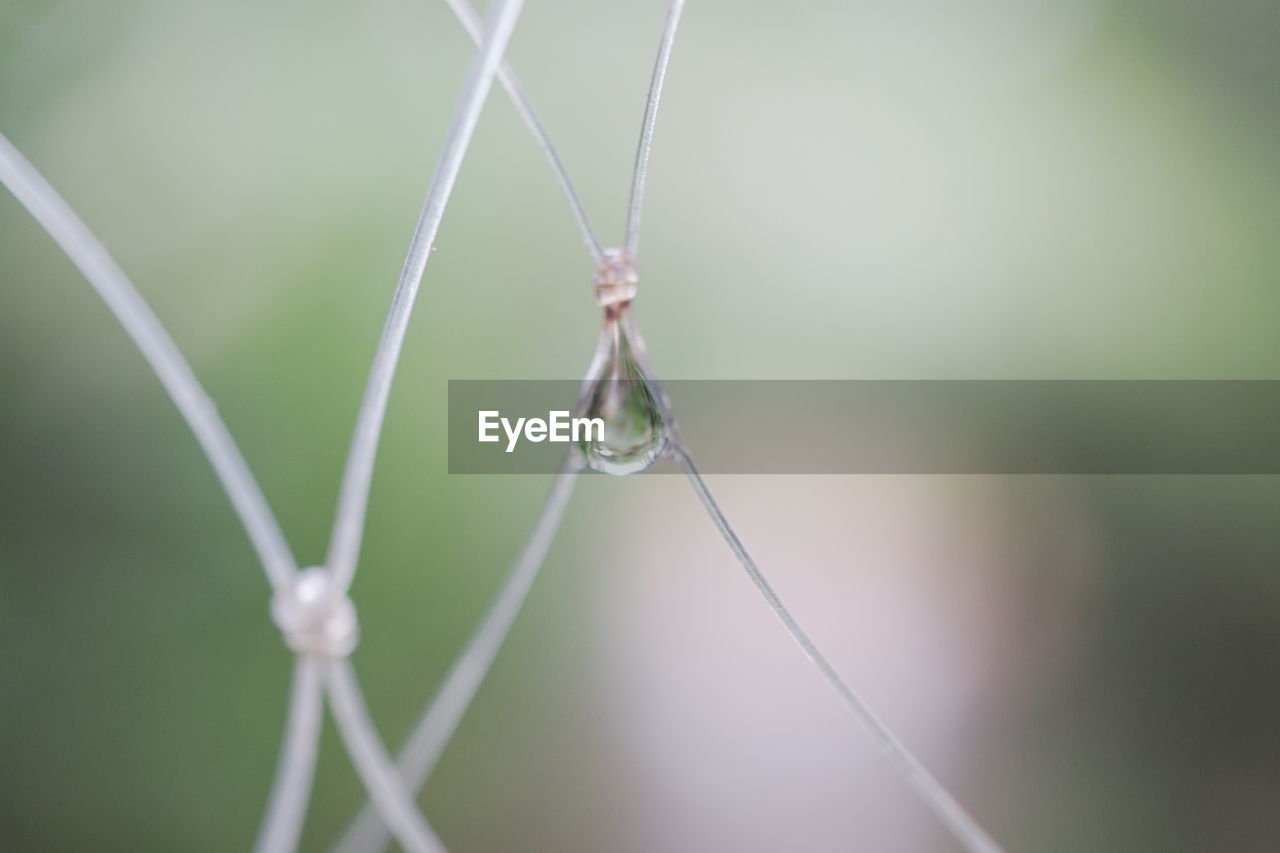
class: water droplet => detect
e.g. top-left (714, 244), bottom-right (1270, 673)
top-left (579, 315), bottom-right (668, 476)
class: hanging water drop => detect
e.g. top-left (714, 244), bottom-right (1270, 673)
top-left (577, 250), bottom-right (669, 475)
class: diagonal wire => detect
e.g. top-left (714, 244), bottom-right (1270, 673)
top-left (5, 2), bottom-right (533, 849)
top-left (673, 445), bottom-right (1007, 853)
top-left (254, 656), bottom-right (326, 853)
top-left (332, 453), bottom-right (584, 853)
top-left (325, 0), bottom-right (529, 592)
top-left (7, 3), bottom-right (1004, 852)
top-left (325, 659), bottom-right (449, 853)
top-left (443, 0), bottom-right (604, 264)
top-left (420, 0), bottom-right (1006, 843)
top-left (624, 0), bottom-right (686, 257)
top-left (0, 131), bottom-right (297, 590)
top-left (0, 130), bottom-right (329, 852)
top-left (331, 4), bottom-right (691, 849)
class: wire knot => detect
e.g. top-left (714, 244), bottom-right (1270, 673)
top-left (271, 567), bottom-right (359, 658)
top-left (594, 248), bottom-right (638, 308)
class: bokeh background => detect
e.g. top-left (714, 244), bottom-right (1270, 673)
top-left (3, 0), bottom-right (1279, 850)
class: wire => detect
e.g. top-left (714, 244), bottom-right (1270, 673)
top-left (332, 453), bottom-right (583, 853)
top-left (326, 0), bottom-right (529, 592)
top-left (674, 446), bottom-right (1006, 853)
top-left (254, 656), bottom-right (325, 853)
top-left (443, 0), bottom-right (605, 263)
top-left (624, 0), bottom-right (687, 257)
top-left (326, 660), bottom-right (449, 853)
top-left (0, 131), bottom-right (298, 590)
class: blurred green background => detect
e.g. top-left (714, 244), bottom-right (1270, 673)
top-left (2, 0), bottom-right (1279, 850)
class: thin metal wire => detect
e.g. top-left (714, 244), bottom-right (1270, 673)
top-left (673, 446), bottom-right (1007, 853)
top-left (0, 131), bottom-right (298, 590)
top-left (326, 7), bottom-right (695, 850)
top-left (254, 656), bottom-right (326, 853)
top-left (325, 0), bottom-right (529, 592)
top-left (443, 0), bottom-right (604, 264)
top-left (623, 0), bottom-right (687, 257)
top-left (3, 4), bottom-right (533, 850)
top-left (325, 659), bottom-right (449, 853)
top-left (0, 130), bottom-right (342, 853)
top-left (332, 453), bottom-right (584, 853)
top-left (7, 5), bottom-right (1008, 851)
top-left (400, 0), bottom-right (1009, 841)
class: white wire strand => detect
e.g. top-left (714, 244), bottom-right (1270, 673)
top-left (332, 453), bottom-right (583, 853)
top-left (422, 3), bottom-right (1006, 842)
top-left (443, 0), bottom-right (604, 264)
top-left (0, 131), bottom-right (297, 590)
top-left (623, 0), bottom-right (686, 257)
top-left (673, 446), bottom-right (1006, 853)
top-left (254, 656), bottom-right (326, 853)
top-left (4, 5), bottom-right (541, 850)
top-left (325, 659), bottom-right (449, 853)
top-left (0, 129), bottom-right (341, 853)
top-left (325, 0), bottom-right (528, 592)
top-left (6, 5), bottom-right (1005, 852)
top-left (329, 6), bottom-right (691, 849)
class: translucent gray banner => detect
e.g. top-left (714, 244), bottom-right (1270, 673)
top-left (447, 380), bottom-right (1280, 474)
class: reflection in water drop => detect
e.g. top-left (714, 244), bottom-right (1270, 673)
top-left (576, 249), bottom-right (670, 475)
top-left (579, 311), bottom-right (669, 476)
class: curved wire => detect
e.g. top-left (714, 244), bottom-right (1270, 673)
top-left (0, 131), bottom-right (298, 590)
top-left (254, 656), bottom-right (326, 853)
top-left (325, 0), bottom-right (529, 592)
top-left (623, 0), bottom-right (687, 257)
top-left (331, 454), bottom-right (583, 853)
top-left (325, 659), bottom-right (449, 853)
top-left (673, 445), bottom-right (1006, 853)
top-left (443, 0), bottom-right (604, 264)
top-left (331, 6), bottom-right (691, 849)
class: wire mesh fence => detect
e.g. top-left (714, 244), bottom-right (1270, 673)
top-left (5, 2), bottom-right (1280, 852)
